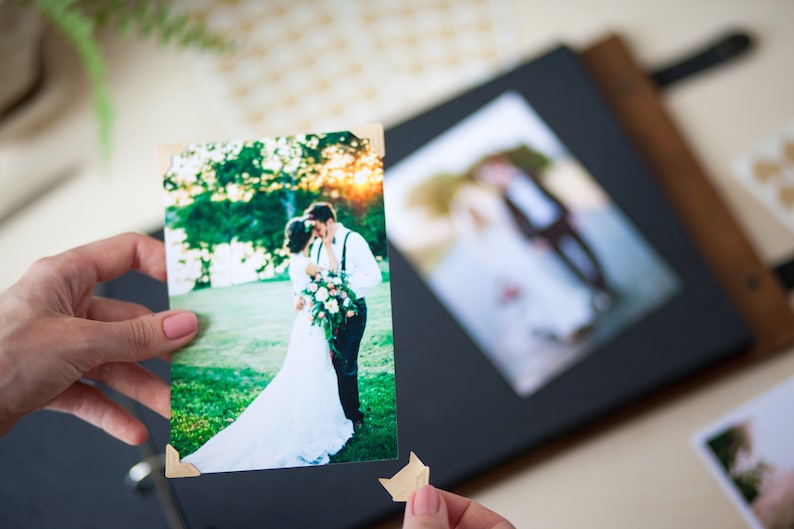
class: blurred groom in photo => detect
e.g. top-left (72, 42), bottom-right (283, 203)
top-left (305, 202), bottom-right (382, 427)
top-left (474, 145), bottom-right (615, 311)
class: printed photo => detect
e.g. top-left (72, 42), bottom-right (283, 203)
top-left (694, 377), bottom-right (794, 529)
top-left (162, 131), bottom-right (397, 473)
top-left (385, 92), bottom-right (680, 397)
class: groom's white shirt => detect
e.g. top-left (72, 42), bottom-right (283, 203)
top-left (505, 166), bottom-right (561, 230)
top-left (312, 223), bottom-right (381, 299)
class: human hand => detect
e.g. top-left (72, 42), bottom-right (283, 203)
top-left (295, 296), bottom-right (306, 311)
top-left (321, 227), bottom-right (334, 248)
top-left (0, 233), bottom-right (198, 445)
top-left (402, 486), bottom-right (515, 529)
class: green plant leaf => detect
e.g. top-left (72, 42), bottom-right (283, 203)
top-left (27, 0), bottom-right (234, 161)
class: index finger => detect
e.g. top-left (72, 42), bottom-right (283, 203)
top-left (60, 232), bottom-right (168, 284)
top-left (439, 490), bottom-right (516, 529)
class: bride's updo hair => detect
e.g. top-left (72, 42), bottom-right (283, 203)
top-left (285, 217), bottom-right (314, 254)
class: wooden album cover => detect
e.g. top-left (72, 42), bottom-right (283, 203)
top-left (580, 35), bottom-right (794, 359)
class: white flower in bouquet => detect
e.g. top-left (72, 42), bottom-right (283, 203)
top-left (325, 298), bottom-right (340, 314)
top-left (315, 286), bottom-right (329, 302)
top-left (300, 268), bottom-right (359, 357)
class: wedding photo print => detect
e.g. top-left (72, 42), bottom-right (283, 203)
top-left (385, 92), bottom-right (680, 397)
top-left (160, 130), bottom-right (397, 474)
top-left (693, 378), bottom-right (794, 529)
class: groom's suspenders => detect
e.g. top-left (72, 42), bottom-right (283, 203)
top-left (341, 232), bottom-right (351, 271)
top-left (316, 231), bottom-right (352, 272)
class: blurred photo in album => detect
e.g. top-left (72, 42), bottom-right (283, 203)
top-left (159, 129), bottom-right (397, 475)
top-left (693, 377), bottom-right (794, 529)
top-left (386, 92), bottom-right (680, 397)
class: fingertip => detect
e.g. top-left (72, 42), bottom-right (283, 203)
top-left (162, 311), bottom-right (198, 340)
top-left (123, 425), bottom-right (149, 446)
top-left (404, 485), bottom-right (449, 529)
top-left (412, 485), bottom-right (441, 516)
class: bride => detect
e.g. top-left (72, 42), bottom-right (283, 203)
top-left (183, 217), bottom-right (354, 473)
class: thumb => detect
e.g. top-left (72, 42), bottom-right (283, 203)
top-left (85, 310), bottom-right (198, 364)
top-left (403, 486), bottom-right (450, 529)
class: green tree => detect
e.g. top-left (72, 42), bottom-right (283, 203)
top-left (332, 184), bottom-right (387, 260)
top-left (733, 461), bottom-right (772, 504)
top-left (708, 423), bottom-right (750, 473)
top-left (707, 423), bottom-right (774, 504)
top-left (167, 193), bottom-right (239, 289)
top-left (164, 132), bottom-right (387, 290)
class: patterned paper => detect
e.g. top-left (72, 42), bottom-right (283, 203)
top-left (733, 122), bottom-right (794, 234)
top-left (179, 0), bottom-right (522, 136)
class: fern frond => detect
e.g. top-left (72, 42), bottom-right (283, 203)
top-left (78, 0), bottom-right (233, 52)
top-left (32, 0), bottom-right (114, 159)
top-left (25, 0), bottom-right (233, 161)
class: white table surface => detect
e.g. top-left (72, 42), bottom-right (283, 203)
top-left (2, 1), bottom-right (793, 528)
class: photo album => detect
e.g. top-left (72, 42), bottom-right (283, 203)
top-left (380, 43), bottom-right (751, 496)
top-left (158, 126), bottom-right (398, 476)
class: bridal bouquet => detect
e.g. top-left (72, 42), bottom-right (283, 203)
top-left (301, 270), bottom-right (359, 353)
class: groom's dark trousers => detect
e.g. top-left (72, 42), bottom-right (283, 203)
top-left (332, 298), bottom-right (367, 423)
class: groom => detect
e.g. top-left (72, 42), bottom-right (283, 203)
top-left (305, 202), bottom-right (382, 427)
top-left (474, 146), bottom-right (614, 311)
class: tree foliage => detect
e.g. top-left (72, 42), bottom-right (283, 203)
top-left (708, 423), bottom-right (751, 473)
top-left (707, 423), bottom-right (774, 504)
top-left (405, 143), bottom-right (551, 218)
top-left (164, 132), bottom-right (386, 290)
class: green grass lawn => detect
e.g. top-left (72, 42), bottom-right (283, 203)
top-left (169, 278), bottom-right (397, 464)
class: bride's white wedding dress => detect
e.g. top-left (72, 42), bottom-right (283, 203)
top-left (448, 184), bottom-right (595, 342)
top-left (182, 253), bottom-right (353, 473)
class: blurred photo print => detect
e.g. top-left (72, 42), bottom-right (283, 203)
top-left (385, 92), bottom-right (680, 396)
top-left (694, 377), bottom-right (794, 529)
top-left (161, 130), bottom-right (397, 474)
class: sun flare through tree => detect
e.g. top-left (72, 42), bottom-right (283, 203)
top-left (163, 132), bottom-right (386, 293)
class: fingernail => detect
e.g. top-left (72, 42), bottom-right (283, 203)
top-left (162, 312), bottom-right (198, 340)
top-left (412, 485), bottom-right (440, 516)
